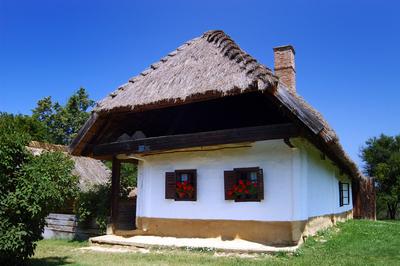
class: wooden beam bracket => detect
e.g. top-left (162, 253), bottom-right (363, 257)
top-left (283, 138), bottom-right (295, 148)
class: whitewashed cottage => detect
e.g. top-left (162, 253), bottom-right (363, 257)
top-left (70, 30), bottom-right (374, 246)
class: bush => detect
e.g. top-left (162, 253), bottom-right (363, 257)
top-left (75, 183), bottom-right (111, 234)
top-left (0, 120), bottom-right (78, 264)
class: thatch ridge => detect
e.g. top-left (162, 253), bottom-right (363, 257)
top-left (95, 30), bottom-right (278, 113)
top-left (29, 141), bottom-right (68, 152)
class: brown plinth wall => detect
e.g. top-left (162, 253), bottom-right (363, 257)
top-left (134, 210), bottom-right (352, 246)
top-left (352, 178), bottom-right (376, 220)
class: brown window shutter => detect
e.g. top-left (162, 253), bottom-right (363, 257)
top-left (190, 170), bottom-right (197, 201)
top-left (165, 172), bottom-right (176, 199)
top-left (257, 168), bottom-right (264, 200)
top-left (224, 170), bottom-right (236, 200)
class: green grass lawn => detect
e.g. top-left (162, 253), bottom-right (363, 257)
top-left (29, 220), bottom-right (400, 266)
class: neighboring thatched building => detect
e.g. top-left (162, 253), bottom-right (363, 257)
top-left (69, 30), bottom-right (375, 246)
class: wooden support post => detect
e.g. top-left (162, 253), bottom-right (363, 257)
top-left (110, 157), bottom-right (121, 233)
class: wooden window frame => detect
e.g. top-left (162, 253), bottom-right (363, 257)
top-left (165, 169), bottom-right (197, 201)
top-left (339, 181), bottom-right (350, 207)
top-left (225, 167), bottom-right (264, 202)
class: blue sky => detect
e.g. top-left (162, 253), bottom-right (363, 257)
top-left (1, 0), bottom-right (399, 166)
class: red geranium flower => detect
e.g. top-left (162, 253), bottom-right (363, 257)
top-left (176, 181), bottom-right (194, 199)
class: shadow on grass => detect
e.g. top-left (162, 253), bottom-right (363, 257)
top-left (27, 256), bottom-right (72, 266)
top-left (69, 237), bottom-right (88, 244)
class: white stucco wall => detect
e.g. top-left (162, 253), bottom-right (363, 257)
top-left (301, 143), bottom-right (353, 218)
top-left (136, 140), bottom-right (295, 222)
top-left (135, 139), bottom-right (353, 222)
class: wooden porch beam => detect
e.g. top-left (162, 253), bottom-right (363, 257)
top-left (92, 123), bottom-right (300, 157)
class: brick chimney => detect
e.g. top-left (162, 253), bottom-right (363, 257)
top-left (273, 45), bottom-right (296, 93)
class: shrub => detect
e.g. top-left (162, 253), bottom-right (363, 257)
top-left (75, 183), bottom-right (111, 234)
top-left (0, 120), bottom-right (78, 264)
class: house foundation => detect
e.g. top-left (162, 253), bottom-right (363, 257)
top-left (128, 210), bottom-right (353, 246)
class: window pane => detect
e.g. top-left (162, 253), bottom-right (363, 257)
top-left (339, 182), bottom-right (350, 205)
top-left (231, 168), bottom-right (261, 202)
top-left (249, 171), bottom-right (257, 182)
top-left (343, 196), bottom-right (349, 204)
top-left (175, 170), bottom-right (196, 201)
top-left (240, 172), bottom-right (247, 180)
top-left (180, 173), bottom-right (188, 182)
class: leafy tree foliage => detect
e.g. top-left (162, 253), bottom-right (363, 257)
top-left (104, 161), bottom-right (137, 195)
top-left (32, 87), bottom-right (95, 145)
top-left (120, 163), bottom-right (138, 194)
top-left (361, 134), bottom-right (400, 219)
top-left (0, 119), bottom-right (78, 263)
top-left (0, 88), bottom-right (138, 263)
top-left (0, 112), bottom-right (48, 142)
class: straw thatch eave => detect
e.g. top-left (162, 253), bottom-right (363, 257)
top-left (266, 83), bottom-right (364, 181)
top-left (69, 30), bottom-right (364, 181)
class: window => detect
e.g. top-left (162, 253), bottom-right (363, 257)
top-left (339, 182), bottom-right (350, 206)
top-left (165, 170), bottom-right (197, 201)
top-left (224, 167), bottom-right (264, 202)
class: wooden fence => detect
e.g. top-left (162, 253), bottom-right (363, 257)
top-left (43, 213), bottom-right (102, 240)
top-left (352, 178), bottom-right (376, 220)
top-left (43, 198), bottom-right (137, 239)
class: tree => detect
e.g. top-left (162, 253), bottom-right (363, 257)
top-left (361, 134), bottom-right (400, 219)
top-left (32, 87), bottom-right (95, 145)
top-left (0, 112), bottom-right (48, 142)
top-left (0, 118), bottom-right (78, 263)
top-left (104, 161), bottom-right (137, 195)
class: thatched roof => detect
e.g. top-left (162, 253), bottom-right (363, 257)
top-left (70, 30), bottom-right (363, 181)
top-left (29, 141), bottom-right (110, 190)
top-left (95, 30), bottom-right (277, 113)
